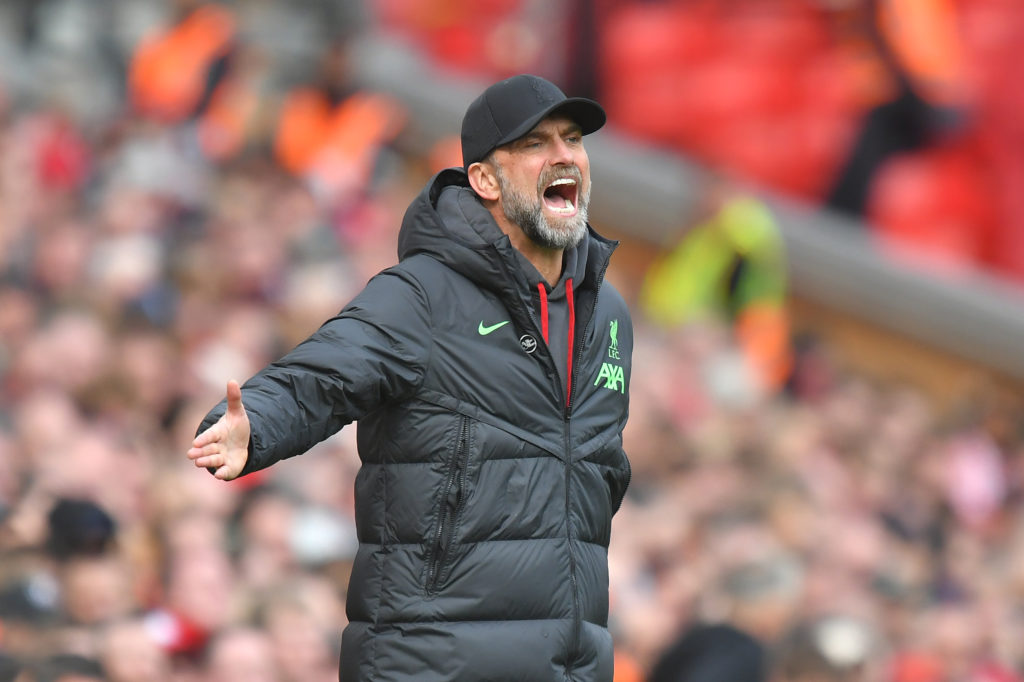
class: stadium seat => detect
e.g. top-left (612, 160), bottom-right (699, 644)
top-left (867, 145), bottom-right (995, 273)
top-left (600, 4), bottom-right (720, 145)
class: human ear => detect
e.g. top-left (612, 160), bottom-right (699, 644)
top-left (467, 161), bottom-right (500, 201)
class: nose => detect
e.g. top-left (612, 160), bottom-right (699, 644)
top-left (549, 137), bottom-right (574, 166)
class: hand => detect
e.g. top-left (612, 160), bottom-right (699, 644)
top-left (187, 380), bottom-right (251, 480)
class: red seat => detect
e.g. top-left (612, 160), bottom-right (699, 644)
top-left (867, 145), bottom-right (995, 274)
top-left (720, 3), bottom-right (829, 63)
top-left (600, 4), bottom-right (721, 144)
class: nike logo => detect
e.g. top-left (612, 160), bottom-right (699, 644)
top-left (478, 320), bottom-right (510, 335)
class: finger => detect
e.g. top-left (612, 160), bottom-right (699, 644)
top-left (226, 379), bottom-right (243, 415)
top-left (187, 443), bottom-right (222, 460)
top-left (192, 423), bottom-right (224, 448)
top-left (213, 465), bottom-right (234, 481)
top-left (193, 453), bottom-right (223, 470)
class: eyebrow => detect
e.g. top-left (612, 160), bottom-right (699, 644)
top-left (518, 123), bottom-right (583, 145)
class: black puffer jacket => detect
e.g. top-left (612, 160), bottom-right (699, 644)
top-left (201, 169), bottom-right (632, 681)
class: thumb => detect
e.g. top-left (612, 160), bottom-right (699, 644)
top-left (226, 379), bottom-right (244, 415)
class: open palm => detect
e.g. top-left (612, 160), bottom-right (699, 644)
top-left (187, 379), bottom-right (250, 480)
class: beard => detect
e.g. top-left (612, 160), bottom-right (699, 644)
top-left (495, 163), bottom-right (591, 250)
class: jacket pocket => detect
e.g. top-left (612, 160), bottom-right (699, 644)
top-left (425, 414), bottom-right (472, 594)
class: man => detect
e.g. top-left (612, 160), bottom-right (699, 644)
top-left (188, 74), bottom-right (633, 681)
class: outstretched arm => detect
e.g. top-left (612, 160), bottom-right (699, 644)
top-left (187, 379), bottom-right (250, 480)
top-left (185, 265), bottom-right (432, 480)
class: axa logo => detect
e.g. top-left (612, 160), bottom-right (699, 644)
top-left (595, 363), bottom-right (625, 393)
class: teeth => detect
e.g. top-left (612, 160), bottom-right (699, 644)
top-left (545, 177), bottom-right (578, 214)
top-left (549, 198), bottom-right (575, 214)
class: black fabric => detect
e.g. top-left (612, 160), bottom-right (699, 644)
top-left (0, 654), bottom-right (19, 682)
top-left (824, 87), bottom-right (940, 216)
top-left (648, 623), bottom-right (766, 682)
top-left (199, 168), bottom-right (632, 681)
top-left (46, 498), bottom-right (117, 560)
top-left (460, 74), bottom-right (606, 167)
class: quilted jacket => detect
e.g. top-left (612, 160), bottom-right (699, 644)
top-left (200, 168), bottom-right (632, 681)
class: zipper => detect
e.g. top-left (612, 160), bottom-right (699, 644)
top-left (426, 415), bottom-right (471, 593)
top-left (563, 258), bottom-right (610, 676)
top-left (563, 420), bottom-right (581, 676)
top-left (566, 258), bottom-right (609, 417)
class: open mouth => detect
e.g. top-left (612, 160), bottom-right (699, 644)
top-left (542, 177), bottom-right (579, 217)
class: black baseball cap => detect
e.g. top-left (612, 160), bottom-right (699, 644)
top-left (460, 74), bottom-right (606, 168)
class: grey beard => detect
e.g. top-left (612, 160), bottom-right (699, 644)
top-left (495, 164), bottom-right (590, 251)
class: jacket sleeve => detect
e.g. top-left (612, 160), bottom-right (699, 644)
top-left (197, 265), bottom-right (431, 475)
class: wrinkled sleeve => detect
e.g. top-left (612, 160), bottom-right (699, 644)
top-left (197, 266), bottom-right (431, 475)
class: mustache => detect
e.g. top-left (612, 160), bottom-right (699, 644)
top-left (539, 166), bottom-right (583, 188)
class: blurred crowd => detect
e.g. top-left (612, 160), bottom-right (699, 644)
top-left (2, 1), bottom-right (1024, 682)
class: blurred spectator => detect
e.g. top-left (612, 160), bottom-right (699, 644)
top-left (99, 618), bottom-right (173, 682)
top-left (18, 653), bottom-right (105, 682)
top-left (128, 0), bottom-right (268, 162)
top-left (203, 627), bottom-right (281, 682)
top-left (129, 0), bottom-right (236, 125)
top-left (56, 553), bottom-right (134, 627)
top-left (45, 499), bottom-right (116, 562)
top-left (640, 178), bottom-right (791, 394)
top-left (713, 551), bottom-right (806, 648)
top-left (229, 485), bottom-right (300, 590)
top-left (648, 622), bottom-right (766, 682)
top-left (823, 0), bottom-right (967, 217)
top-left (771, 615), bottom-right (880, 682)
top-left (0, 572), bottom-right (61, 660)
top-left (144, 545), bottom-right (240, 660)
top-left (272, 40), bottom-right (405, 213)
top-left (257, 577), bottom-right (342, 682)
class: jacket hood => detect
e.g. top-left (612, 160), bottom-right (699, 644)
top-left (396, 168), bottom-right (616, 296)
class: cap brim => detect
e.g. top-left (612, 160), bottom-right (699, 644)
top-left (493, 97), bottom-right (606, 150)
